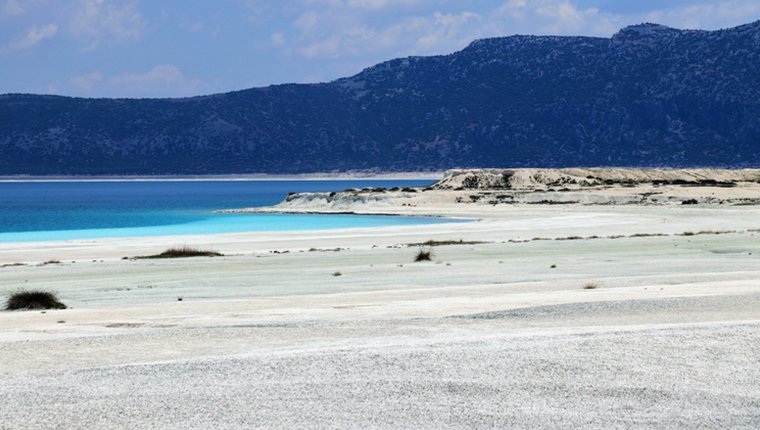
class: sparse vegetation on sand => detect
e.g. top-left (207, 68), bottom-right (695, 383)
top-left (133, 247), bottom-right (223, 259)
top-left (414, 248), bottom-right (433, 262)
top-left (506, 228), bottom-right (749, 245)
top-left (38, 260), bottom-right (61, 266)
top-left (5, 290), bottom-right (67, 311)
top-left (406, 239), bottom-right (488, 247)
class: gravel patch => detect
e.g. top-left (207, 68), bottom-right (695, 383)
top-left (1, 322), bottom-right (759, 429)
top-left (458, 294), bottom-right (760, 322)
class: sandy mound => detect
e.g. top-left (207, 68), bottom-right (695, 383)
top-left (433, 168), bottom-right (760, 190)
top-left (226, 167), bottom-right (760, 213)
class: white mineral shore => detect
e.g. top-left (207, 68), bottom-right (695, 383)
top-left (1, 169), bottom-right (759, 429)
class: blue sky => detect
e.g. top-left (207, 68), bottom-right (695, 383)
top-left (2, 0), bottom-right (759, 98)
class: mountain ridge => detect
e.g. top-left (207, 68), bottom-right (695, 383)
top-left (2, 21), bottom-right (760, 174)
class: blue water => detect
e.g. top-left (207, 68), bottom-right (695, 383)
top-left (0, 180), bottom-right (453, 242)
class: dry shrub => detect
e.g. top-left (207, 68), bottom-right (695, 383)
top-left (5, 290), bottom-right (67, 310)
top-left (414, 248), bottom-right (433, 262)
top-left (134, 247), bottom-right (223, 259)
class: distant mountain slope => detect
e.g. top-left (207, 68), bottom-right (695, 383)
top-left (2, 21), bottom-right (760, 175)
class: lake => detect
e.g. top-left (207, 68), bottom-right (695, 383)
top-left (0, 180), bottom-right (454, 242)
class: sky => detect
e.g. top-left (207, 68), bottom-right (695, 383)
top-left (1, 0), bottom-right (759, 98)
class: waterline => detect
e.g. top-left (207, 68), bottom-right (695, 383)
top-left (0, 212), bottom-right (458, 243)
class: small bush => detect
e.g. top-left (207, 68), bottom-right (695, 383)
top-left (414, 248), bottom-right (433, 262)
top-left (332, 271), bottom-right (342, 277)
top-left (583, 282), bottom-right (600, 290)
top-left (134, 247), bottom-right (223, 259)
top-left (5, 290), bottom-right (67, 311)
top-left (462, 176), bottom-right (480, 189)
top-left (38, 260), bottom-right (61, 266)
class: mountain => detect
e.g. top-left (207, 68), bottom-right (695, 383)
top-left (2, 21), bottom-right (760, 175)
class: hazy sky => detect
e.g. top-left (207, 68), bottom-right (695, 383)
top-left (2, 0), bottom-right (759, 98)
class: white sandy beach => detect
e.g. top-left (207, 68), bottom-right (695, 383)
top-left (1, 173), bottom-right (760, 428)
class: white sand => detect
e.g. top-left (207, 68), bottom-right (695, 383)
top-left (1, 199), bottom-right (760, 428)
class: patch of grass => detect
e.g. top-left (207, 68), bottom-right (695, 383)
top-left (696, 230), bottom-right (736, 235)
top-left (406, 239), bottom-right (488, 247)
top-left (0, 263), bottom-right (26, 268)
top-left (583, 282), bottom-right (600, 290)
top-left (38, 260), bottom-right (61, 266)
top-left (133, 247), bottom-right (223, 259)
top-left (414, 248), bottom-right (433, 262)
top-left (5, 290), bottom-right (67, 311)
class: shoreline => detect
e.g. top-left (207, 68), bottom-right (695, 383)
top-left (1, 203), bottom-right (758, 263)
top-left (0, 213), bottom-right (468, 246)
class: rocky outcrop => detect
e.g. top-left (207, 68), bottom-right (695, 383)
top-left (433, 168), bottom-right (760, 190)
top-left (228, 168), bottom-right (760, 215)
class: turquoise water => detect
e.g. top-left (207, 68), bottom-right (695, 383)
top-left (0, 180), bottom-right (453, 242)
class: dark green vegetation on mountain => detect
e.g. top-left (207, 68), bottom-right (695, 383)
top-left (2, 22), bottom-right (760, 174)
